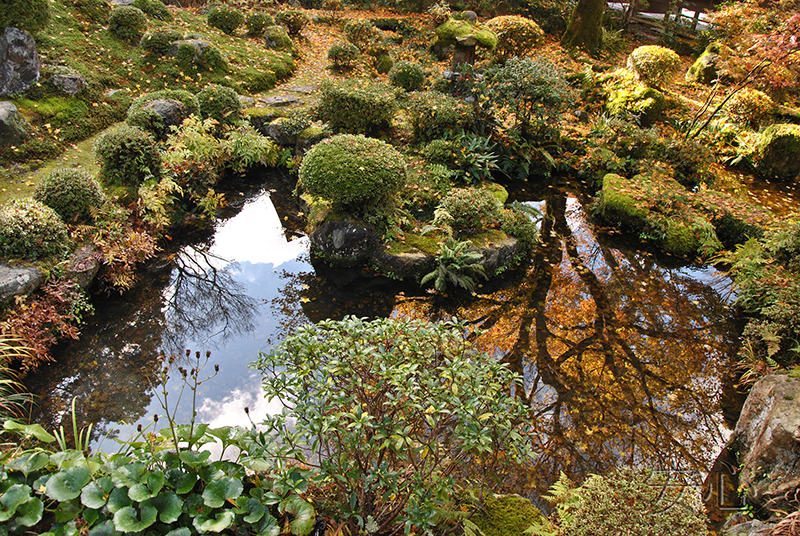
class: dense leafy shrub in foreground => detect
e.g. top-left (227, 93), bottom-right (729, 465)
top-left (299, 134), bottom-right (405, 212)
top-left (725, 87), bottom-right (775, 128)
top-left (317, 79), bottom-right (398, 135)
top-left (0, 198), bottom-right (70, 261)
top-left (627, 45), bottom-right (681, 88)
top-left (196, 84), bottom-right (242, 127)
top-left (484, 15), bottom-right (545, 62)
top-left (252, 316), bottom-right (534, 536)
top-left (94, 124), bottom-right (161, 190)
top-left (275, 9), bottom-right (310, 36)
top-left (207, 5), bottom-right (245, 35)
top-left (34, 168), bottom-right (105, 223)
top-left (437, 186), bottom-right (504, 236)
top-left (108, 6), bottom-right (148, 43)
top-left (388, 60), bottom-right (426, 91)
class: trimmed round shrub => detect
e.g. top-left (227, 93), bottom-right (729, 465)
top-left (34, 168), bottom-right (105, 223)
top-left (275, 9), bottom-right (310, 36)
top-left (108, 6), bottom-right (148, 43)
top-left (94, 124), bottom-right (161, 189)
top-left (389, 61), bottom-right (426, 92)
top-left (246, 12), bottom-right (274, 36)
top-left (299, 134), bottom-right (406, 211)
top-left (725, 88), bottom-right (774, 128)
top-left (0, 0), bottom-right (50, 34)
top-left (139, 29), bottom-right (183, 55)
top-left (0, 198), bottom-right (70, 261)
top-left (196, 84), bottom-right (242, 127)
top-left (74, 0), bottom-right (111, 25)
top-left (317, 79), bottom-right (398, 135)
top-left (173, 41), bottom-right (227, 72)
top-left (406, 90), bottom-right (469, 141)
top-left (265, 25), bottom-right (293, 50)
top-left (438, 187), bottom-right (503, 235)
top-left (484, 15), bottom-right (544, 62)
top-left (126, 89), bottom-right (199, 140)
top-left (132, 0), bottom-right (172, 21)
top-left (327, 42), bottom-right (360, 68)
top-left (627, 45), bottom-right (681, 88)
top-left (343, 19), bottom-right (382, 51)
top-left (207, 5), bottom-right (245, 35)
top-left (424, 138), bottom-right (461, 169)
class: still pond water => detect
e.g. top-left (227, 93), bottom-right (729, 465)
top-left (28, 169), bottom-right (741, 499)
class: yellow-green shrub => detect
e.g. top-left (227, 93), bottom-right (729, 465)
top-left (0, 198), bottom-right (71, 261)
top-left (627, 45), bottom-right (681, 88)
top-left (725, 87), bottom-right (774, 128)
top-left (484, 15), bottom-right (544, 62)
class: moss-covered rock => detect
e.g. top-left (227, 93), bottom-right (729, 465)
top-left (685, 42), bottom-right (721, 85)
top-left (605, 84), bottom-right (665, 127)
top-left (756, 124), bottom-right (800, 180)
top-left (471, 494), bottom-right (547, 536)
top-left (663, 218), bottom-right (697, 257)
top-left (435, 18), bottom-right (496, 49)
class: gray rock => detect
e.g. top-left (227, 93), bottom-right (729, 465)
top-left (732, 373), bottom-right (800, 513)
top-left (310, 219), bottom-right (379, 268)
top-left (285, 85), bottom-right (318, 94)
top-left (461, 10), bottom-right (478, 22)
top-left (66, 244), bottom-right (100, 290)
top-left (239, 95), bottom-right (256, 107)
top-left (49, 70), bottom-right (87, 96)
top-left (373, 249), bottom-right (435, 280)
top-left (476, 235), bottom-right (518, 275)
top-left (167, 39), bottom-right (210, 61)
top-left (110, 0), bottom-right (134, 5)
top-left (451, 41), bottom-right (476, 71)
top-left (722, 517), bottom-right (774, 536)
top-left (0, 27), bottom-right (40, 97)
top-left (267, 117), bottom-right (297, 147)
top-left (140, 98), bottom-right (190, 138)
top-left (249, 112), bottom-right (278, 136)
top-left (0, 101), bottom-right (29, 147)
top-left (0, 263), bottom-right (44, 302)
top-left (686, 50), bottom-right (719, 85)
top-left (259, 95), bottom-right (302, 107)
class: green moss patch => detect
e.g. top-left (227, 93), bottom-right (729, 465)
top-left (471, 494), bottom-right (547, 536)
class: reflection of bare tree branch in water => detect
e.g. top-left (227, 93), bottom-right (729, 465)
top-left (161, 246), bottom-right (259, 354)
top-left (393, 187), bottom-right (736, 499)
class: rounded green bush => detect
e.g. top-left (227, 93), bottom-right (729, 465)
top-left (0, 0), bottom-right (50, 34)
top-left (627, 45), bottom-right (681, 88)
top-left (0, 198), bottom-right (71, 261)
top-left (132, 0), bottom-right (172, 21)
top-left (94, 124), bottom-right (161, 189)
top-left (327, 42), bottom-right (360, 68)
top-left (343, 19), bottom-right (382, 51)
top-left (439, 187), bottom-right (503, 235)
top-left (265, 25), bottom-right (293, 50)
top-left (388, 61), bottom-right (426, 92)
top-left (500, 207), bottom-right (539, 254)
top-left (126, 89), bottom-right (199, 140)
top-left (108, 6), bottom-right (149, 44)
top-left (196, 84), bottom-right (242, 127)
top-left (207, 5), bottom-right (245, 35)
top-left (246, 12), bottom-right (274, 36)
top-left (275, 9), bottom-right (310, 36)
top-left (34, 168), bottom-right (105, 223)
top-left (406, 90), bottom-right (469, 141)
top-left (317, 79), bottom-right (398, 135)
top-left (139, 29), bottom-right (183, 55)
top-left (726, 88), bottom-right (774, 128)
top-left (484, 15), bottom-right (543, 62)
top-left (74, 0), bottom-right (111, 25)
top-left (174, 41), bottom-right (227, 72)
top-left (299, 134), bottom-right (406, 211)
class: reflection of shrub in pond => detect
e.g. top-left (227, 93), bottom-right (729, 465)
top-left (34, 168), bottom-right (105, 224)
top-left (298, 134), bottom-right (406, 213)
top-left (0, 198), bottom-right (71, 261)
top-left (253, 315), bottom-right (534, 536)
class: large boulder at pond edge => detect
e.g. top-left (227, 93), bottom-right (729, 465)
top-left (605, 85), bottom-right (665, 127)
top-left (0, 101), bottom-right (30, 147)
top-left (0, 27), bottom-right (40, 97)
top-left (0, 263), bottom-right (44, 302)
top-left (310, 219), bottom-right (381, 268)
top-left (756, 124), bottom-right (800, 180)
top-left (731, 373), bottom-right (800, 513)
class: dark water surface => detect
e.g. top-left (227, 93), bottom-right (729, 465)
top-left (27, 170), bottom-right (740, 499)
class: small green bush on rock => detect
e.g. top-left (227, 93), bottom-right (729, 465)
top-left (34, 168), bottom-right (105, 223)
top-left (207, 5), bottom-right (245, 35)
top-left (484, 15), bottom-right (545, 62)
top-left (196, 84), bottom-right (242, 127)
top-left (317, 79), bottom-right (398, 135)
top-left (438, 187), bottom-right (504, 236)
top-left (627, 45), bottom-right (681, 88)
top-left (132, 0), bottom-right (172, 21)
top-left (0, 198), bottom-right (70, 261)
top-left (246, 12), bottom-right (274, 36)
top-left (275, 9), bottom-right (310, 36)
top-left (264, 24), bottom-right (293, 50)
top-left (108, 6), bottom-right (148, 44)
top-left (389, 61), bottom-right (426, 92)
top-left (139, 29), bottom-right (182, 55)
top-left (327, 42), bottom-right (360, 69)
top-left (299, 134), bottom-right (406, 212)
top-left (94, 124), bottom-right (161, 190)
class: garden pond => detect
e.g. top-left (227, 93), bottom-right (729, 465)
top-left (26, 167), bottom-right (760, 503)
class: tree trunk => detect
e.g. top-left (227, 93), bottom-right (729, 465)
top-left (560, 0), bottom-right (605, 53)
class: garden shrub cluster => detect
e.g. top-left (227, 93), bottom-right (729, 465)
top-left (0, 0), bottom-right (50, 34)
top-left (74, 0), bottom-right (111, 24)
top-left (299, 134), bottom-right (406, 212)
top-left (484, 15), bottom-right (545, 63)
top-left (327, 42), bottom-right (360, 69)
top-left (405, 90), bottom-right (469, 141)
top-left (725, 87), bottom-right (774, 128)
top-left (626, 45), bottom-right (681, 88)
top-left (388, 60), bottom-right (426, 92)
top-left (275, 9), bottom-right (310, 36)
top-left (343, 18), bottom-right (382, 51)
top-left (94, 124), bottom-right (161, 192)
top-left (33, 168), bottom-right (105, 224)
top-left (316, 79), bottom-right (398, 135)
top-left (108, 6), bottom-right (149, 44)
top-left (207, 5), bottom-right (245, 35)
top-left (264, 25), bottom-right (293, 51)
top-left (0, 198), bottom-right (71, 261)
top-left (437, 187), bottom-right (504, 236)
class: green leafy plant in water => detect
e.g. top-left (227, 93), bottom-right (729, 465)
top-left (421, 238), bottom-right (487, 293)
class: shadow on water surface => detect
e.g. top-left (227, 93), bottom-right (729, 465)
top-left (26, 171), bottom-right (739, 507)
